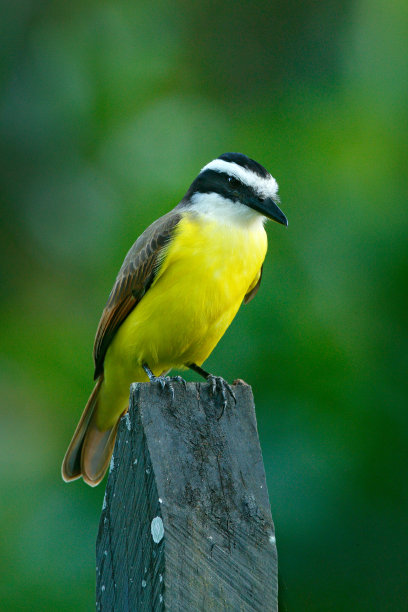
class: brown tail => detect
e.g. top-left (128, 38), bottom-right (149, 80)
top-left (61, 377), bottom-right (121, 487)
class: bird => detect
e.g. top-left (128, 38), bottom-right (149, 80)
top-left (62, 152), bottom-right (287, 486)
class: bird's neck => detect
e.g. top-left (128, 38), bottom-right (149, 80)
top-left (187, 192), bottom-right (266, 229)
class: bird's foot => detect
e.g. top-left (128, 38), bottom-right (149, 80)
top-left (167, 375), bottom-right (187, 390)
top-left (149, 374), bottom-right (177, 400)
top-left (207, 375), bottom-right (236, 419)
top-left (142, 364), bottom-right (186, 401)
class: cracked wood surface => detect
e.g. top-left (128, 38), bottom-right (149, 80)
top-left (96, 380), bottom-right (277, 611)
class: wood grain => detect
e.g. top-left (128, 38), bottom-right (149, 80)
top-left (96, 380), bottom-right (277, 611)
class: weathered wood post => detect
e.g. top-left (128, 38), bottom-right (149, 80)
top-left (96, 380), bottom-right (277, 611)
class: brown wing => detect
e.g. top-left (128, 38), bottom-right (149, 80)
top-left (244, 265), bottom-right (263, 304)
top-left (93, 210), bottom-right (182, 379)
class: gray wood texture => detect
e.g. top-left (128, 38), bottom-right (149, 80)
top-left (96, 380), bottom-right (277, 611)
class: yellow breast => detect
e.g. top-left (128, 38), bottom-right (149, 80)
top-left (104, 211), bottom-right (267, 388)
top-left (98, 210), bottom-right (267, 427)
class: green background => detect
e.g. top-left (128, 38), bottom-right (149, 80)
top-left (1, 1), bottom-right (407, 610)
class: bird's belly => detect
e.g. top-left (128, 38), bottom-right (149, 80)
top-left (105, 215), bottom-right (267, 381)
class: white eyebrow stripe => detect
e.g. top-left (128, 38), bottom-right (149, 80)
top-left (200, 159), bottom-right (279, 200)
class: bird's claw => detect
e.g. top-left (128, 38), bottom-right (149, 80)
top-left (152, 374), bottom-right (186, 401)
top-left (207, 375), bottom-right (236, 419)
top-left (171, 375), bottom-right (187, 390)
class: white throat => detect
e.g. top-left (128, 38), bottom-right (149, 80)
top-left (189, 192), bottom-right (266, 227)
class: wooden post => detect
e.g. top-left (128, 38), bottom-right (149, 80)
top-left (96, 380), bottom-right (278, 611)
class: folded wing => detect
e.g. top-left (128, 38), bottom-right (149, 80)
top-left (93, 211), bottom-right (182, 379)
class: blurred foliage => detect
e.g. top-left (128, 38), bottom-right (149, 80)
top-left (1, 0), bottom-right (407, 610)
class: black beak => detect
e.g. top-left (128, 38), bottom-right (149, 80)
top-left (248, 196), bottom-right (288, 226)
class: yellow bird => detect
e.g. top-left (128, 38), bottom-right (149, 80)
top-left (62, 152), bottom-right (287, 486)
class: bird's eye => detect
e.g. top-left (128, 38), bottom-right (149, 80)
top-left (228, 176), bottom-right (240, 189)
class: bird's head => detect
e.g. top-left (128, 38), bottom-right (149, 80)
top-left (182, 152), bottom-right (288, 227)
